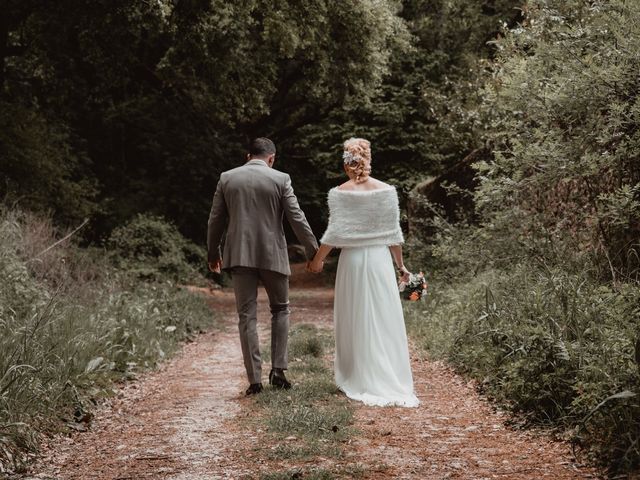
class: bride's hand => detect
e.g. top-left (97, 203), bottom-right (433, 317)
top-left (398, 265), bottom-right (411, 283)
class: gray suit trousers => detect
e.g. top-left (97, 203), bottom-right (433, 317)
top-left (231, 267), bottom-right (289, 384)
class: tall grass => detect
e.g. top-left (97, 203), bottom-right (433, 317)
top-left (404, 263), bottom-right (640, 473)
top-left (0, 208), bottom-right (215, 474)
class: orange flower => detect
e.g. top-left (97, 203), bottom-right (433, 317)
top-left (409, 291), bottom-right (420, 301)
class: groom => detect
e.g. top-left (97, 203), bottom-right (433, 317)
top-left (207, 138), bottom-right (318, 395)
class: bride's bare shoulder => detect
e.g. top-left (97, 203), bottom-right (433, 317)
top-left (336, 180), bottom-right (356, 191)
top-left (368, 178), bottom-right (393, 190)
top-left (336, 178), bottom-right (393, 192)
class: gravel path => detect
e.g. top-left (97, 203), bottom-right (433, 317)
top-left (25, 265), bottom-right (600, 479)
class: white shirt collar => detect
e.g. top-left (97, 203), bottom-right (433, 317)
top-left (246, 158), bottom-right (269, 167)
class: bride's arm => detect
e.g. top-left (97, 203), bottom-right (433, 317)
top-left (308, 244), bottom-right (333, 273)
top-left (389, 245), bottom-right (411, 282)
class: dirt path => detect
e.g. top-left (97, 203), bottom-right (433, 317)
top-left (348, 356), bottom-right (597, 479)
top-left (26, 265), bottom-right (599, 479)
top-left (29, 289), bottom-right (252, 480)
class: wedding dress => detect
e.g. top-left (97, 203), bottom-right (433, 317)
top-left (321, 187), bottom-right (419, 408)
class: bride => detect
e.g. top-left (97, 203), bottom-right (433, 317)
top-left (307, 138), bottom-right (419, 408)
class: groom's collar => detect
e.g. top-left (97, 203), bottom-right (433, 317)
top-left (246, 158), bottom-right (269, 167)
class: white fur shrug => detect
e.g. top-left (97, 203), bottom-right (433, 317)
top-left (320, 186), bottom-right (404, 248)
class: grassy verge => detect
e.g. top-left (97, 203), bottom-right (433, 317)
top-left (248, 324), bottom-right (366, 479)
top-left (0, 209), bottom-right (217, 474)
top-left (259, 465), bottom-right (365, 480)
top-left (403, 264), bottom-right (640, 474)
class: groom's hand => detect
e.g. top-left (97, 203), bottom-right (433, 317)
top-left (208, 258), bottom-right (222, 273)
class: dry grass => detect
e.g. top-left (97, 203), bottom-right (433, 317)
top-left (0, 208), bottom-right (216, 475)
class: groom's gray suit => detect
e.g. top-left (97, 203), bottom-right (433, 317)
top-left (207, 159), bottom-right (318, 384)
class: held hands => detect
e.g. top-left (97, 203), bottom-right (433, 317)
top-left (306, 258), bottom-right (324, 274)
top-left (307, 245), bottom-right (331, 274)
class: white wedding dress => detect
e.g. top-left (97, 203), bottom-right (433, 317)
top-left (321, 187), bottom-right (419, 408)
top-left (334, 245), bottom-right (419, 407)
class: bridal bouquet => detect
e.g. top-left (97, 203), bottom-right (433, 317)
top-left (399, 272), bottom-right (428, 301)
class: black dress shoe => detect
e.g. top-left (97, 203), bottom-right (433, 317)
top-left (245, 383), bottom-right (263, 396)
top-left (269, 369), bottom-right (292, 389)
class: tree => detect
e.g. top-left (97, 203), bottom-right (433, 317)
top-left (280, 0), bottom-right (524, 230)
top-left (0, 0), bottom-right (407, 239)
top-left (478, 0), bottom-right (640, 278)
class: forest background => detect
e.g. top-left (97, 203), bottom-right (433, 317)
top-left (1, 0), bottom-right (639, 476)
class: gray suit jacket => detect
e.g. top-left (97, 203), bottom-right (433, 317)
top-left (207, 159), bottom-right (318, 276)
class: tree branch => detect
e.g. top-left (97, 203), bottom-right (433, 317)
top-left (28, 218), bottom-right (90, 261)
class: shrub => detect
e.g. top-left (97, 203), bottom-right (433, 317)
top-left (405, 258), bottom-right (640, 472)
top-left (0, 209), bottom-right (216, 474)
top-left (405, 1), bottom-right (640, 474)
top-left (0, 102), bottom-right (98, 225)
top-left (478, 0), bottom-right (640, 281)
top-left (107, 213), bottom-right (206, 282)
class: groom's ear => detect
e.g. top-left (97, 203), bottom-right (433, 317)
top-left (267, 154), bottom-right (276, 167)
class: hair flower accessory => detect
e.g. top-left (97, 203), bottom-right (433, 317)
top-left (343, 151), bottom-right (362, 166)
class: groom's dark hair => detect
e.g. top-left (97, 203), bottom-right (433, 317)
top-left (249, 137), bottom-right (276, 158)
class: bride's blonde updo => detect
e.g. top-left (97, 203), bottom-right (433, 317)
top-left (342, 137), bottom-right (372, 184)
